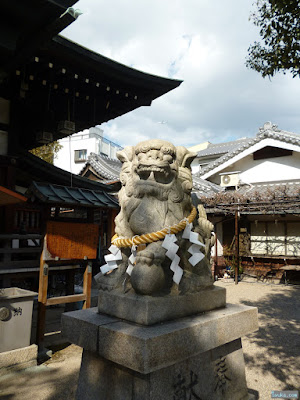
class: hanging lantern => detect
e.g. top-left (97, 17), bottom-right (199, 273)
top-left (36, 131), bottom-right (53, 144)
top-left (57, 120), bottom-right (75, 135)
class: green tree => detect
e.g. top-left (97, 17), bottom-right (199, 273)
top-left (246, 0), bottom-right (300, 78)
top-left (30, 141), bottom-right (62, 164)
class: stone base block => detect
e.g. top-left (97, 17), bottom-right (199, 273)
top-left (0, 344), bottom-right (37, 377)
top-left (77, 338), bottom-right (250, 400)
top-left (98, 285), bottom-right (226, 325)
top-left (62, 303), bottom-right (258, 399)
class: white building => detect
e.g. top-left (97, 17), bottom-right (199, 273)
top-left (193, 122), bottom-right (300, 281)
top-left (54, 126), bottom-right (122, 175)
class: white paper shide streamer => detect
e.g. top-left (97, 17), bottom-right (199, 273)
top-left (100, 244), bottom-right (122, 274)
top-left (162, 233), bottom-right (183, 285)
top-left (126, 243), bottom-right (137, 276)
top-left (100, 221), bottom-right (206, 283)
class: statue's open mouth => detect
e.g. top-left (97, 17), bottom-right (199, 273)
top-left (136, 164), bottom-right (174, 185)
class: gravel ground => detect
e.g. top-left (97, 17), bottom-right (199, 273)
top-left (216, 280), bottom-right (300, 400)
top-left (0, 280), bottom-right (299, 400)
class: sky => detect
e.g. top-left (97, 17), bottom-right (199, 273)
top-left (61, 0), bottom-right (300, 148)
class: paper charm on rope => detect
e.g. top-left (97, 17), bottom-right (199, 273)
top-left (187, 233), bottom-right (205, 266)
top-left (182, 221), bottom-right (193, 239)
top-left (126, 243), bottom-right (137, 276)
top-left (162, 233), bottom-right (183, 285)
top-left (100, 244), bottom-right (122, 274)
top-left (182, 219), bottom-right (206, 267)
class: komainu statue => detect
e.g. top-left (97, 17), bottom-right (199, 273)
top-left (96, 139), bottom-right (215, 296)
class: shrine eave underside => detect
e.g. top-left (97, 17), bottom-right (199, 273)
top-left (0, 1), bottom-right (182, 151)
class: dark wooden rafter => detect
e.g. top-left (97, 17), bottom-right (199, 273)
top-left (0, 0), bottom-right (79, 68)
top-left (2, 34), bottom-right (182, 152)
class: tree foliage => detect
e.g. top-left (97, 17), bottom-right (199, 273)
top-left (30, 141), bottom-right (62, 164)
top-left (246, 0), bottom-right (300, 78)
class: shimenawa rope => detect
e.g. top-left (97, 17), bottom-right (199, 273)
top-left (111, 207), bottom-right (197, 248)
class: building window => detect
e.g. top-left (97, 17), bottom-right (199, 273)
top-left (74, 149), bottom-right (87, 162)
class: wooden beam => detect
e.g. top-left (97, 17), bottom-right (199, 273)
top-left (0, 247), bottom-right (42, 254)
top-left (46, 293), bottom-right (86, 306)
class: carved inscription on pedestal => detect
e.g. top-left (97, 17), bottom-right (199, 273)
top-left (173, 371), bottom-right (202, 400)
top-left (214, 356), bottom-right (231, 394)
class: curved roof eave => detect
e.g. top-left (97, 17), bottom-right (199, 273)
top-left (51, 35), bottom-right (183, 96)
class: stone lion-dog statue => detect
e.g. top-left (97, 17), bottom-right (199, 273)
top-left (96, 139), bottom-right (215, 296)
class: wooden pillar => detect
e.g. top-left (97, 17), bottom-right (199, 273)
top-left (235, 211), bottom-right (239, 285)
top-left (36, 257), bottom-right (49, 350)
top-left (82, 262), bottom-right (92, 309)
top-left (214, 225), bottom-right (218, 278)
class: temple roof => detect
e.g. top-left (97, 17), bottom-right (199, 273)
top-left (192, 176), bottom-right (223, 196)
top-left (2, 152), bottom-right (116, 192)
top-left (0, 185), bottom-right (27, 206)
top-left (27, 181), bottom-right (119, 208)
top-left (80, 153), bottom-right (122, 181)
top-left (0, 1), bottom-right (182, 151)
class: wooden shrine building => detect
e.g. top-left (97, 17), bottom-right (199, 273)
top-left (0, 0), bottom-right (182, 283)
top-left (0, 0), bottom-right (182, 345)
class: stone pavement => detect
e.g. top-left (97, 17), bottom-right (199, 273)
top-left (0, 280), bottom-right (299, 400)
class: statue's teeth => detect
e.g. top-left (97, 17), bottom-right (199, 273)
top-left (148, 171), bottom-right (155, 180)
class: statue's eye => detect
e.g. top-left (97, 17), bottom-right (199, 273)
top-left (136, 145), bottom-right (150, 154)
top-left (161, 146), bottom-right (175, 157)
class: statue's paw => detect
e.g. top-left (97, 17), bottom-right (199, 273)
top-left (179, 270), bottom-right (213, 293)
top-left (94, 264), bottom-right (126, 291)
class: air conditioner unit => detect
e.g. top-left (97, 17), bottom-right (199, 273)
top-left (36, 131), bottom-right (53, 144)
top-left (220, 173), bottom-right (240, 187)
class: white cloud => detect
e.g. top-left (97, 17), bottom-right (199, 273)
top-left (62, 0), bottom-right (300, 147)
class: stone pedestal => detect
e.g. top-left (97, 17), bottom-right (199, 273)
top-left (98, 286), bottom-right (226, 325)
top-left (62, 304), bottom-right (258, 400)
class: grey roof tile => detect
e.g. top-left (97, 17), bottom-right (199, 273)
top-left (81, 153), bottom-right (122, 181)
top-left (27, 181), bottom-right (119, 208)
top-left (197, 138), bottom-right (251, 157)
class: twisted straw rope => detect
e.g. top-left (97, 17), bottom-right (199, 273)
top-left (111, 207), bottom-right (197, 248)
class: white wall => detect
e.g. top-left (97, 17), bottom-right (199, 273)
top-left (54, 133), bottom-right (98, 174)
top-left (54, 127), bottom-right (121, 174)
top-left (239, 153), bottom-right (300, 184)
top-left (251, 221), bottom-right (300, 256)
top-left (208, 151), bottom-right (300, 185)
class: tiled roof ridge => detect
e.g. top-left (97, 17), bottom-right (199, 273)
top-left (199, 124), bottom-right (300, 176)
top-left (86, 152), bottom-right (121, 180)
top-left (246, 181), bottom-right (300, 188)
top-left (206, 137), bottom-right (249, 149)
top-left (192, 175), bottom-right (223, 194)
